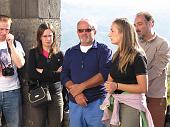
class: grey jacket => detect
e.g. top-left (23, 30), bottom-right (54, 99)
top-left (139, 34), bottom-right (170, 98)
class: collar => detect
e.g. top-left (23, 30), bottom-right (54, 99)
top-left (0, 40), bottom-right (6, 43)
top-left (147, 33), bottom-right (157, 42)
top-left (140, 33), bottom-right (157, 43)
top-left (0, 40), bottom-right (7, 46)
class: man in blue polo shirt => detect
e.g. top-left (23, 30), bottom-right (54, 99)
top-left (61, 18), bottom-right (112, 127)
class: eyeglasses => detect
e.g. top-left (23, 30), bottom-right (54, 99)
top-left (77, 29), bottom-right (94, 33)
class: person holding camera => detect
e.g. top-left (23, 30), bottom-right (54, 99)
top-left (0, 15), bottom-right (25, 127)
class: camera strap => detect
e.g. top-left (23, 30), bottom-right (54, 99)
top-left (0, 40), bottom-right (14, 69)
top-left (0, 60), bottom-right (8, 69)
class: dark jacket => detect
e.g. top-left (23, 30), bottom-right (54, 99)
top-left (28, 48), bottom-right (63, 94)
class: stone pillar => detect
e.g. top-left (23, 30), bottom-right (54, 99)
top-left (0, 0), bottom-right (61, 126)
top-left (0, 0), bottom-right (61, 64)
top-left (0, 0), bottom-right (10, 16)
top-left (10, 0), bottom-right (61, 55)
top-left (11, 18), bottom-right (61, 57)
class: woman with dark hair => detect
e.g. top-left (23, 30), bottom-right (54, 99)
top-left (100, 18), bottom-right (154, 127)
top-left (27, 22), bottom-right (63, 127)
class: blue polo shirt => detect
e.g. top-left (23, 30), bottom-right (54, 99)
top-left (61, 41), bottom-right (112, 103)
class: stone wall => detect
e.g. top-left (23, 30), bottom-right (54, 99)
top-left (0, 0), bottom-right (65, 126)
top-left (0, 0), bottom-right (11, 16)
top-left (0, 0), bottom-right (61, 52)
top-left (11, 18), bottom-right (61, 57)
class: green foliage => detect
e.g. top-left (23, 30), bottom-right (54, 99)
top-left (168, 82), bottom-right (170, 104)
top-left (167, 65), bottom-right (170, 104)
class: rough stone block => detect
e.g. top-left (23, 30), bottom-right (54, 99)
top-left (11, 18), bottom-right (61, 57)
top-left (0, 0), bottom-right (10, 16)
top-left (9, 0), bottom-right (60, 18)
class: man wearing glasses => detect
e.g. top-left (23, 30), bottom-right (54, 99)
top-left (61, 18), bottom-right (112, 127)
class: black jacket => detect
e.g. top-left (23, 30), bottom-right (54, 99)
top-left (27, 48), bottom-right (63, 94)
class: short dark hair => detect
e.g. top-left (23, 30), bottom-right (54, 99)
top-left (136, 12), bottom-right (154, 23)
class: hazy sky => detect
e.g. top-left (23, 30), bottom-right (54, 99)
top-left (61, 0), bottom-right (170, 51)
top-left (62, 0), bottom-right (169, 10)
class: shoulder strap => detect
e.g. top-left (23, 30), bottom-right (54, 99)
top-left (28, 49), bottom-right (40, 88)
top-left (34, 48), bottom-right (39, 64)
top-left (7, 40), bottom-right (16, 55)
top-left (6, 40), bottom-right (16, 65)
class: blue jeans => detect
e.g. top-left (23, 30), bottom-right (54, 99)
top-left (0, 89), bottom-right (22, 127)
top-left (69, 98), bottom-right (106, 127)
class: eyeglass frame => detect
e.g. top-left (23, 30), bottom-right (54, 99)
top-left (77, 28), bottom-right (95, 33)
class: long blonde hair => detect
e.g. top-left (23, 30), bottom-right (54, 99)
top-left (112, 18), bottom-right (145, 73)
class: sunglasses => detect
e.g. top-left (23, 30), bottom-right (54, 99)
top-left (77, 29), bottom-right (94, 33)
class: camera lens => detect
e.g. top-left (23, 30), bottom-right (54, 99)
top-left (2, 66), bottom-right (14, 76)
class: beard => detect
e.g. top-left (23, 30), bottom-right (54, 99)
top-left (80, 38), bottom-right (91, 43)
top-left (137, 31), bottom-right (144, 40)
top-left (138, 35), bottom-right (144, 40)
top-left (80, 35), bottom-right (92, 44)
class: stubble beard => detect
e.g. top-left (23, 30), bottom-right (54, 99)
top-left (80, 37), bottom-right (91, 45)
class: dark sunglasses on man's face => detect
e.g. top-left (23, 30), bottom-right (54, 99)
top-left (77, 29), bottom-right (93, 33)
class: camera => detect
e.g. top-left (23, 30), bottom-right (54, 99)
top-left (2, 66), bottom-right (14, 76)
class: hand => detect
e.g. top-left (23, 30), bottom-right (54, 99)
top-left (69, 84), bottom-right (85, 97)
top-left (36, 68), bottom-right (43, 73)
top-left (57, 66), bottom-right (62, 72)
top-left (105, 81), bottom-right (117, 94)
top-left (74, 93), bottom-right (88, 106)
top-left (6, 33), bottom-right (14, 46)
top-left (0, 66), bottom-right (2, 77)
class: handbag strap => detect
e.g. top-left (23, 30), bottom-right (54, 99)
top-left (34, 49), bottom-right (40, 87)
top-left (36, 80), bottom-right (40, 87)
top-left (33, 48), bottom-right (49, 88)
top-left (34, 48), bottom-right (39, 66)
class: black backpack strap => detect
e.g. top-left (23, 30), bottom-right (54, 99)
top-left (7, 39), bottom-right (16, 55)
top-left (8, 40), bottom-right (27, 86)
top-left (6, 40), bottom-right (17, 65)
